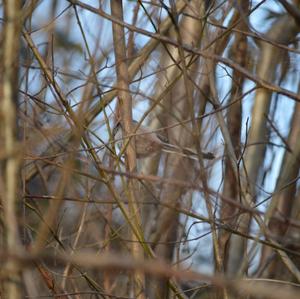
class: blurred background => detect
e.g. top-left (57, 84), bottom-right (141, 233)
top-left (1, 0), bottom-right (300, 298)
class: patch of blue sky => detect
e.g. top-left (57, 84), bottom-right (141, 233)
top-left (250, 0), bottom-right (284, 33)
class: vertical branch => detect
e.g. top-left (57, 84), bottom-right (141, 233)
top-left (110, 1), bottom-right (144, 298)
top-left (110, 1), bottom-right (136, 170)
top-left (261, 100), bottom-right (300, 278)
top-left (173, 1), bottom-right (225, 294)
top-left (1, 0), bottom-right (22, 298)
top-left (226, 13), bottom-right (299, 275)
top-left (221, 0), bottom-right (249, 272)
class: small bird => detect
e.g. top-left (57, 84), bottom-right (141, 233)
top-left (113, 120), bottom-right (215, 160)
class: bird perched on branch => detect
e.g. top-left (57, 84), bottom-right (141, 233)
top-left (113, 120), bottom-right (215, 160)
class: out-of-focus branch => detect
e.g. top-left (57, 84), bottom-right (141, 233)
top-left (2, 251), bottom-right (300, 299)
top-left (110, 1), bottom-right (144, 297)
top-left (278, 0), bottom-right (300, 26)
top-left (1, 1), bottom-right (23, 298)
top-left (226, 12), bottom-right (300, 275)
top-left (261, 99), bottom-right (300, 279)
top-left (220, 0), bottom-right (249, 273)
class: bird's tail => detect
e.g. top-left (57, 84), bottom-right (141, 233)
top-left (160, 142), bottom-right (215, 160)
